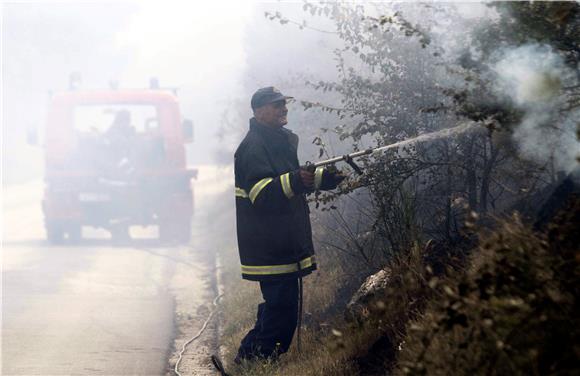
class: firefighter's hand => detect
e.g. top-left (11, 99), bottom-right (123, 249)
top-left (299, 168), bottom-right (315, 190)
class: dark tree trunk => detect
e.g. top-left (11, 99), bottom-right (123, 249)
top-left (480, 140), bottom-right (499, 214)
top-left (464, 138), bottom-right (478, 209)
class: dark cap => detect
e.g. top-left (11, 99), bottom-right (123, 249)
top-left (251, 86), bottom-right (293, 110)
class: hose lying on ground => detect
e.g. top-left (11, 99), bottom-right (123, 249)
top-left (174, 293), bottom-right (223, 376)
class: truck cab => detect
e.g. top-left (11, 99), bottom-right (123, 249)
top-left (42, 88), bottom-right (196, 244)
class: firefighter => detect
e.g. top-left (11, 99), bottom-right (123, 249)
top-left (234, 86), bottom-right (344, 363)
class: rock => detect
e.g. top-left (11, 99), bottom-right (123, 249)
top-left (345, 268), bottom-right (391, 323)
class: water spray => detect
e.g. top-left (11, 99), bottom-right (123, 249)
top-left (307, 122), bottom-right (476, 174)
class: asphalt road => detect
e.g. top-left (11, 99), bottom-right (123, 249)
top-left (1, 169), bottom-right (232, 376)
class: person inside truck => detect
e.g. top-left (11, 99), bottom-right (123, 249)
top-left (105, 109), bottom-right (136, 143)
top-left (103, 109), bottom-right (137, 177)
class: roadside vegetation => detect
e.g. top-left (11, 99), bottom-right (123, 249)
top-left (219, 200), bottom-right (578, 375)
top-left (217, 2), bottom-right (579, 375)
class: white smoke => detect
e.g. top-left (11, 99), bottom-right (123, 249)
top-left (492, 44), bottom-right (580, 174)
top-left (512, 110), bottom-right (579, 174)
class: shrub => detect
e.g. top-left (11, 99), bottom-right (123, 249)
top-left (396, 199), bottom-right (579, 376)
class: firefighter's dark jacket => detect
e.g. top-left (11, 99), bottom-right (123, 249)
top-left (235, 118), bottom-right (338, 281)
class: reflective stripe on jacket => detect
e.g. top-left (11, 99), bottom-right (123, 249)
top-left (234, 118), bottom-right (316, 281)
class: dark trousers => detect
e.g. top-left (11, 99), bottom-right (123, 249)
top-left (236, 278), bottom-right (299, 361)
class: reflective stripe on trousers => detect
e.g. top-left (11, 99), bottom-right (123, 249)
top-left (241, 256), bottom-right (315, 276)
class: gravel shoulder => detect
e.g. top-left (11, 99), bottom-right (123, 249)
top-left (166, 247), bottom-right (220, 376)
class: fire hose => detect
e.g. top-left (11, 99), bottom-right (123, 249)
top-left (174, 293), bottom-right (224, 376)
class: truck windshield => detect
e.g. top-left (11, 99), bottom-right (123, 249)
top-left (73, 104), bottom-right (158, 135)
top-left (71, 104), bottom-right (165, 172)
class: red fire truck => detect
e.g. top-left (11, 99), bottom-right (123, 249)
top-left (42, 84), bottom-right (196, 244)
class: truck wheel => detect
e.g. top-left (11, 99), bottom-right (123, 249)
top-left (159, 219), bottom-right (191, 245)
top-left (46, 222), bottom-right (64, 244)
top-left (175, 219), bottom-right (192, 245)
top-left (67, 224), bottom-right (82, 243)
top-left (111, 225), bottom-right (130, 244)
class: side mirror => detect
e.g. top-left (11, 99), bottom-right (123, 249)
top-left (26, 128), bottom-right (38, 146)
top-left (182, 119), bottom-right (194, 143)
